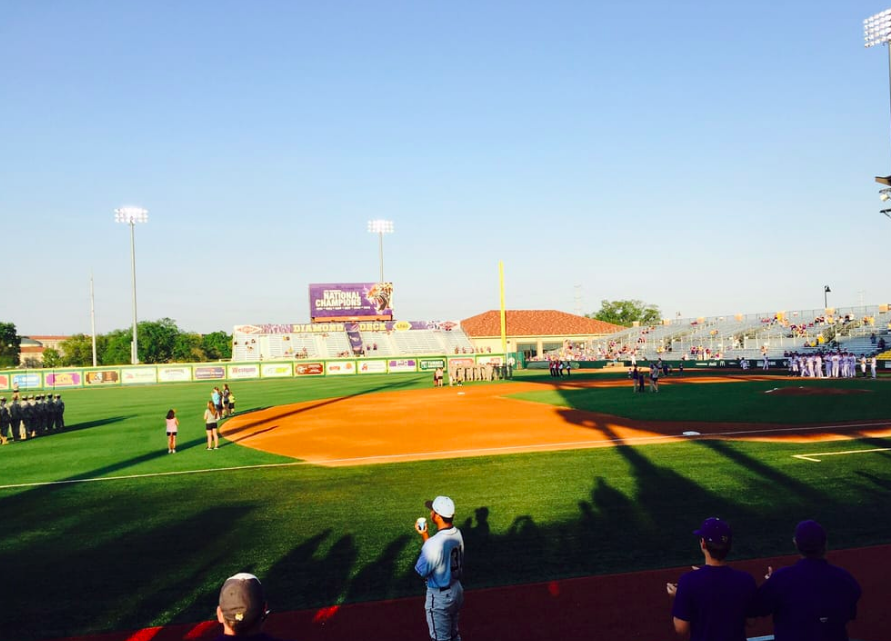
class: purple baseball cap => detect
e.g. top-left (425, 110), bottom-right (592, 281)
top-left (694, 517), bottom-right (732, 544)
top-left (794, 520), bottom-right (827, 553)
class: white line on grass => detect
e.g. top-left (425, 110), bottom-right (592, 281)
top-left (0, 461), bottom-right (306, 490)
top-left (3, 420), bottom-right (890, 490)
top-left (792, 447), bottom-right (891, 463)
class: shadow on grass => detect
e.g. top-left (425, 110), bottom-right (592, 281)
top-left (222, 378), bottom-right (422, 439)
top-left (58, 415), bottom-right (132, 433)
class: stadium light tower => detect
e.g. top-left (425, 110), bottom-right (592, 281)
top-left (864, 9), bottom-right (891, 186)
top-left (824, 285), bottom-right (831, 309)
top-left (114, 206), bottom-right (148, 364)
top-left (367, 219), bottom-right (394, 282)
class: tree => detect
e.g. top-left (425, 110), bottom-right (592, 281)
top-left (0, 322), bottom-right (20, 368)
top-left (138, 318), bottom-right (180, 364)
top-left (173, 332), bottom-right (205, 362)
top-left (201, 331), bottom-right (232, 360)
top-left (590, 299), bottom-right (661, 327)
top-left (61, 334), bottom-right (104, 367)
top-left (102, 329), bottom-right (134, 365)
top-left (42, 348), bottom-right (62, 368)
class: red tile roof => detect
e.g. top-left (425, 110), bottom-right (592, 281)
top-left (460, 310), bottom-right (624, 338)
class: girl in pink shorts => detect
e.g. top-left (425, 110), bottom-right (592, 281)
top-left (166, 409), bottom-right (179, 453)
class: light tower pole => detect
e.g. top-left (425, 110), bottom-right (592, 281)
top-left (114, 207), bottom-right (148, 364)
top-left (864, 9), bottom-right (891, 197)
top-left (367, 219), bottom-right (394, 282)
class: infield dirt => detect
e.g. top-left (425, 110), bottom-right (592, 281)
top-left (220, 377), bottom-right (891, 465)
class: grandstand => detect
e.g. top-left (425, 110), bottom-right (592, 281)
top-left (231, 322), bottom-right (477, 362)
top-left (230, 305), bottom-right (891, 365)
top-left (545, 305), bottom-right (891, 363)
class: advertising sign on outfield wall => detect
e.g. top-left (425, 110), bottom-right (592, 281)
top-left (358, 360), bottom-right (387, 374)
top-left (194, 366), bottom-right (225, 380)
top-left (418, 359), bottom-right (446, 371)
top-left (85, 370), bottom-right (120, 386)
top-left (0, 374), bottom-right (8, 390)
top-left (388, 359), bottom-right (417, 373)
top-left (476, 356), bottom-right (504, 366)
top-left (448, 358), bottom-right (475, 369)
top-left (295, 362), bottom-right (324, 376)
top-left (45, 371), bottom-right (82, 388)
top-left (310, 282), bottom-right (393, 321)
top-left (260, 363), bottom-right (292, 378)
top-left (13, 373), bottom-right (42, 389)
top-left (228, 364), bottom-right (260, 379)
top-left (158, 367), bottom-right (192, 382)
top-left (326, 361), bottom-right (356, 375)
top-left (122, 368), bottom-right (158, 385)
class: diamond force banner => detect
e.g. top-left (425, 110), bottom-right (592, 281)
top-left (309, 283), bottom-right (393, 322)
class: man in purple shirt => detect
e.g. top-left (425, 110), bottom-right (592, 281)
top-left (754, 520), bottom-right (861, 641)
top-left (666, 517), bottom-right (757, 641)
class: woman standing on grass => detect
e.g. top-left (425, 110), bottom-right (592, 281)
top-left (166, 409), bottom-right (179, 454)
top-left (203, 400), bottom-right (220, 450)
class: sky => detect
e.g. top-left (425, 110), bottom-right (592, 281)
top-left (2, 0), bottom-right (891, 335)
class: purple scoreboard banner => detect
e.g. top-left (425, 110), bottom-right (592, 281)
top-left (310, 282), bottom-right (394, 321)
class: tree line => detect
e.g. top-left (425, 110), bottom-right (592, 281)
top-left (2, 319), bottom-right (232, 368)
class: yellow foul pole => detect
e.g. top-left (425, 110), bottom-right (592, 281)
top-left (499, 261), bottom-right (507, 356)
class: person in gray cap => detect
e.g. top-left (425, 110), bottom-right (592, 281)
top-left (0, 397), bottom-right (10, 444)
top-left (754, 520), bottom-right (861, 641)
top-left (54, 394), bottom-right (65, 430)
top-left (214, 572), bottom-right (282, 640)
top-left (8, 395), bottom-right (23, 441)
top-left (415, 495), bottom-right (465, 641)
top-left (22, 395), bottom-right (35, 438)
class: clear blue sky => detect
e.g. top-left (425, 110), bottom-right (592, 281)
top-left (2, 1), bottom-right (890, 335)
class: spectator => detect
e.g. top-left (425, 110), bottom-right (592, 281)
top-left (666, 517), bottom-right (756, 640)
top-left (215, 573), bottom-right (282, 640)
top-left (754, 520), bottom-right (861, 641)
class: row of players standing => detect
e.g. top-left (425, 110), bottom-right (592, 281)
top-left (0, 393), bottom-right (65, 444)
top-left (786, 352), bottom-right (877, 378)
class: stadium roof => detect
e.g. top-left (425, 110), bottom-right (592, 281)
top-left (460, 310), bottom-right (625, 338)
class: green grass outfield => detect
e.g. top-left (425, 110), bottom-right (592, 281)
top-left (1, 371), bottom-right (890, 640)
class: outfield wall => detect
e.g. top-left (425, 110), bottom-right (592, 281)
top-left (0, 354), bottom-right (510, 392)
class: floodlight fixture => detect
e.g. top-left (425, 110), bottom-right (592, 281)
top-left (367, 219), bottom-right (394, 282)
top-left (114, 206), bottom-right (149, 364)
top-left (882, 193), bottom-right (891, 201)
top-left (114, 206), bottom-right (149, 224)
top-left (883, 208), bottom-right (891, 218)
top-left (865, 9), bottom-right (891, 47)
top-left (367, 219), bottom-right (394, 234)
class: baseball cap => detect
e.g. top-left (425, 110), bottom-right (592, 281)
top-left (693, 517), bottom-right (732, 544)
top-left (219, 573), bottom-right (266, 626)
top-left (425, 496), bottom-right (456, 519)
top-left (794, 520), bottom-right (827, 553)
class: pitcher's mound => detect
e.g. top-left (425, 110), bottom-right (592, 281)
top-left (766, 387), bottom-right (872, 396)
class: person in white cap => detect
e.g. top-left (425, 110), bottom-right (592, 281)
top-left (415, 495), bottom-right (465, 641)
top-left (215, 572), bottom-right (281, 640)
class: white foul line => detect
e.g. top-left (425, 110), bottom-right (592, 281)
top-left (2, 421), bottom-right (890, 490)
top-left (792, 447), bottom-right (891, 463)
